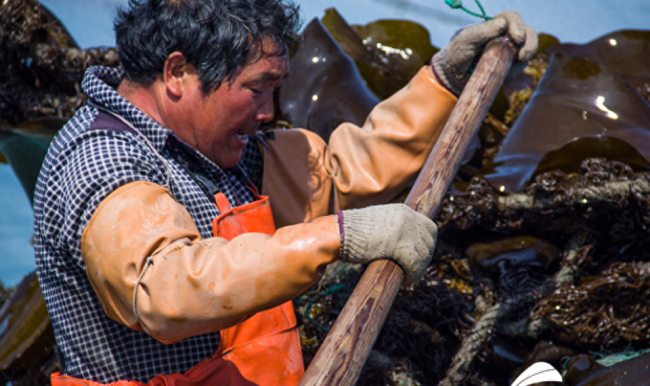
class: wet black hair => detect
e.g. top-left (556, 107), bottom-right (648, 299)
top-left (114, 0), bottom-right (300, 94)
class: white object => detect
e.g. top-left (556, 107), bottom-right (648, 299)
top-left (512, 362), bottom-right (563, 386)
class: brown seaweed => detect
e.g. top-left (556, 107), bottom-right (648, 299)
top-left (277, 18), bottom-right (379, 142)
top-left (467, 237), bottom-right (559, 295)
top-left (564, 354), bottom-right (606, 386)
top-left (575, 352), bottom-right (650, 386)
top-left (483, 53), bottom-right (650, 193)
top-left (0, 0), bottom-right (119, 127)
top-left (0, 0), bottom-right (118, 200)
top-left (321, 8), bottom-right (439, 99)
top-left (277, 10), bottom-right (441, 143)
top-left (0, 0), bottom-right (119, 172)
top-left (492, 33), bottom-right (558, 120)
top-left (497, 30), bottom-right (650, 128)
top-left (423, 256), bottom-right (474, 299)
top-left (546, 30), bottom-right (650, 103)
top-left (534, 262), bottom-right (650, 345)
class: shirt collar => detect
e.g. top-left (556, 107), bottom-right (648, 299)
top-left (81, 66), bottom-right (172, 152)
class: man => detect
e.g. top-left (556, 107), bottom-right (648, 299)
top-left (33, 0), bottom-right (536, 384)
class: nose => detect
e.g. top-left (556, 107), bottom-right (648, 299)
top-left (256, 91), bottom-right (275, 123)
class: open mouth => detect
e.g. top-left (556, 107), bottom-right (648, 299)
top-left (233, 132), bottom-right (250, 147)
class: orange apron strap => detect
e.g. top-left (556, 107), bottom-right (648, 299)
top-left (214, 193), bottom-right (232, 213)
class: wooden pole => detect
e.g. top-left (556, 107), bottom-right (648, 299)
top-left (299, 37), bottom-right (518, 386)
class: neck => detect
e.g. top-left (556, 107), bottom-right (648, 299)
top-left (116, 79), bottom-right (168, 128)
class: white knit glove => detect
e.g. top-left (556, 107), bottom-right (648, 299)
top-left (431, 10), bottom-right (538, 95)
top-left (337, 204), bottom-right (438, 282)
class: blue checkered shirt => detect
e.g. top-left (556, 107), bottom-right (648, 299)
top-left (33, 66), bottom-right (264, 383)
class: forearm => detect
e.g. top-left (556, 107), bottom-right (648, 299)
top-left (81, 181), bottom-right (339, 344)
top-left (134, 216), bottom-right (339, 343)
top-left (261, 66), bottom-right (457, 227)
top-left (329, 66), bottom-right (457, 208)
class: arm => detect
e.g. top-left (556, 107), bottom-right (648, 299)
top-left (81, 181), bottom-right (438, 344)
top-left (260, 66), bottom-right (457, 227)
top-left (260, 11), bottom-right (538, 228)
top-left (81, 180), bottom-right (339, 344)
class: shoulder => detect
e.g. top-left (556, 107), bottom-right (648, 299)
top-left (34, 107), bottom-right (166, 250)
top-left (47, 107), bottom-right (159, 177)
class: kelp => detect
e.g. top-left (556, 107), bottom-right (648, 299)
top-left (501, 53), bottom-right (549, 125)
top-left (481, 30), bottom-right (650, 194)
top-left (277, 18), bottom-right (379, 141)
top-left (321, 8), bottom-right (439, 99)
top-left (494, 33), bottom-right (558, 124)
top-left (0, 0), bottom-right (119, 126)
top-left (573, 351), bottom-right (650, 386)
top-left (564, 354), bottom-right (606, 386)
top-left (439, 158), bottom-right (648, 236)
top-left (467, 237), bottom-right (559, 295)
top-left (534, 262), bottom-right (650, 345)
top-left (546, 30), bottom-right (650, 104)
top-left (423, 254), bottom-right (473, 298)
top-left (276, 10), bottom-right (440, 141)
top-left (483, 53), bottom-right (650, 193)
top-left (0, 0), bottom-right (119, 197)
top-left (498, 30), bottom-right (650, 128)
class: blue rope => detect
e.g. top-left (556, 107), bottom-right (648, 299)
top-left (305, 284), bottom-right (346, 332)
top-left (445, 0), bottom-right (493, 21)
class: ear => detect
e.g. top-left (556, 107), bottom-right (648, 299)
top-left (163, 52), bottom-right (192, 98)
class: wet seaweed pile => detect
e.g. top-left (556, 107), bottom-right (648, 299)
top-left (2, 1), bottom-right (650, 385)
top-left (535, 262), bottom-right (650, 345)
top-left (0, 0), bottom-right (119, 126)
top-left (0, 0), bottom-right (120, 205)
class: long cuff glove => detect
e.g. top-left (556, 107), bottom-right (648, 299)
top-left (337, 204), bottom-right (438, 282)
top-left (431, 10), bottom-right (538, 96)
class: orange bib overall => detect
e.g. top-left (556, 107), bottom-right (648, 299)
top-left (51, 189), bottom-right (304, 385)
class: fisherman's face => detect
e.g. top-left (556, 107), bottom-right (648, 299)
top-left (188, 45), bottom-right (288, 169)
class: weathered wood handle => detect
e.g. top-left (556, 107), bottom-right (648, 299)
top-left (299, 37), bottom-right (517, 386)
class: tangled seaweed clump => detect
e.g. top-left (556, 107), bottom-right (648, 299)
top-left (3, 1), bottom-right (650, 385)
top-left (0, 0), bottom-right (119, 126)
top-left (535, 262), bottom-right (650, 345)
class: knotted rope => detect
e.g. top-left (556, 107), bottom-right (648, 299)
top-left (444, 0), bottom-right (493, 21)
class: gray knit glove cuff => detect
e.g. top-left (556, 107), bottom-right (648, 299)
top-left (337, 204), bottom-right (438, 283)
